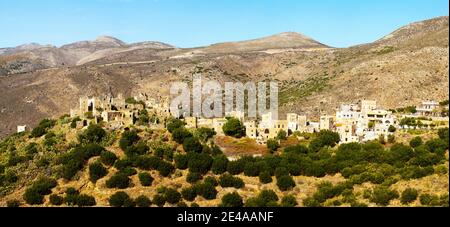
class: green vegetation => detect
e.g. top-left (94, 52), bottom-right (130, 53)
top-left (30, 119), bottom-right (56, 138)
top-left (267, 139), bottom-right (279, 153)
top-left (369, 186), bottom-right (399, 206)
top-left (181, 187), bottom-right (197, 201)
top-left (375, 46), bottom-right (395, 55)
top-left (245, 190), bottom-right (279, 207)
top-left (219, 173), bottom-right (245, 189)
top-left (106, 173), bottom-right (130, 189)
top-left (279, 72), bottom-right (331, 105)
top-left (100, 150), bottom-right (118, 166)
top-left (109, 191), bottom-right (135, 207)
top-left (259, 171), bottom-right (273, 184)
top-left (281, 195), bottom-right (298, 207)
top-left (135, 195), bottom-right (151, 207)
top-left (49, 194), bottom-right (64, 206)
top-left (0, 110), bottom-right (447, 207)
top-left (138, 172), bottom-right (154, 186)
top-left (222, 118), bottom-right (245, 138)
top-left (59, 143), bottom-right (105, 180)
top-left (400, 188), bottom-right (419, 205)
top-left (220, 192), bottom-right (243, 207)
top-left (23, 177), bottom-right (57, 205)
top-left (78, 124), bottom-right (106, 144)
top-left (276, 175), bottom-right (296, 191)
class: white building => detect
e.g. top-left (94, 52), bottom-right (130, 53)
top-left (17, 125), bottom-right (27, 133)
top-left (416, 101), bottom-right (440, 116)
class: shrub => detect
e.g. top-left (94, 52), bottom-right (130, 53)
top-left (219, 173), bottom-right (244, 189)
top-left (181, 187), bottom-right (197, 201)
top-left (204, 176), bottom-right (218, 186)
top-left (125, 141), bottom-right (149, 157)
top-left (81, 144), bottom-right (104, 158)
top-left (186, 171), bottom-right (203, 184)
top-left (437, 128), bottom-right (449, 142)
top-left (89, 162), bottom-right (108, 183)
top-left (119, 167), bottom-right (137, 176)
top-left (281, 195), bottom-right (298, 207)
top-left (244, 162), bottom-right (260, 177)
top-left (172, 128), bottom-right (193, 144)
top-left (400, 188), bottom-right (419, 205)
top-left (165, 188), bottom-right (181, 204)
top-left (388, 135), bottom-right (395, 144)
top-left (174, 154), bottom-right (188, 170)
top-left (25, 143), bottom-right (39, 156)
top-left (212, 155), bottom-right (228, 174)
top-left (276, 175), bottom-right (296, 191)
top-left (425, 139), bottom-right (447, 156)
top-left (370, 186), bottom-right (399, 206)
top-left (267, 139), bottom-right (279, 153)
top-left (220, 192), bottom-right (243, 207)
top-left (227, 160), bottom-right (244, 175)
top-left (183, 137), bottom-right (203, 153)
top-left (388, 125), bottom-right (397, 133)
top-left (76, 194), bottom-right (96, 207)
top-left (195, 183), bottom-right (218, 200)
top-left (119, 130), bottom-right (140, 151)
top-left (419, 194), bottom-right (440, 206)
top-left (30, 119), bottom-right (56, 138)
top-left (410, 137), bottom-right (423, 148)
top-left (439, 194), bottom-right (449, 207)
top-left (49, 194), bottom-right (64, 206)
top-left (309, 130), bottom-right (340, 152)
top-left (277, 130), bottom-right (287, 140)
top-left (23, 188), bottom-right (44, 205)
top-left (435, 165), bottom-right (448, 175)
top-left (133, 156), bottom-right (160, 170)
top-left (245, 190), bottom-right (279, 207)
top-left (66, 187), bottom-right (79, 196)
top-left (287, 163), bottom-right (302, 176)
top-left (135, 195), bottom-right (151, 207)
top-left (100, 151), bottom-right (118, 166)
top-left (6, 199), bottom-right (21, 207)
top-left (157, 161), bottom-right (175, 177)
top-left (259, 171), bottom-right (273, 184)
top-left (302, 197), bottom-right (321, 207)
top-left (105, 173), bottom-right (130, 189)
top-left (31, 126), bottom-right (47, 138)
top-left (152, 194), bottom-right (166, 207)
top-left (109, 192), bottom-right (134, 207)
top-left (274, 167), bottom-right (289, 179)
top-left (138, 172), bottom-right (154, 186)
top-left (166, 118), bottom-right (186, 133)
top-left (114, 158), bottom-right (135, 171)
top-left (284, 145), bottom-right (309, 154)
top-left (78, 124), bottom-right (106, 144)
top-left (222, 118), bottom-right (245, 138)
top-left (23, 177), bottom-right (57, 205)
top-left (187, 152), bottom-right (213, 174)
top-left (195, 127), bottom-right (216, 142)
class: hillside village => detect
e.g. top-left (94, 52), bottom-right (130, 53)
top-left (46, 92), bottom-right (449, 148)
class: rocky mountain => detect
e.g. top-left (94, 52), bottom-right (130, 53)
top-left (0, 36), bottom-right (174, 75)
top-left (0, 16), bottom-right (448, 138)
top-left (201, 32), bottom-right (329, 54)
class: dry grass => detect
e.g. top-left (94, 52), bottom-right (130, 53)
top-left (214, 136), bottom-right (269, 157)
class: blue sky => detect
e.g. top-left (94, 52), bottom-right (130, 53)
top-left (0, 0), bottom-right (448, 48)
